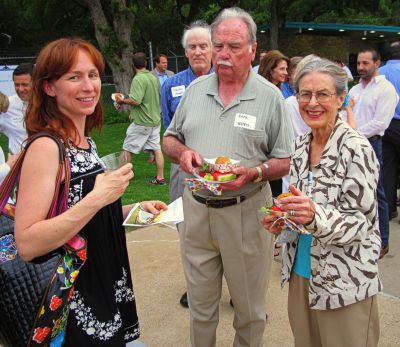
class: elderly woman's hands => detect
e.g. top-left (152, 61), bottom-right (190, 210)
top-left (261, 184), bottom-right (316, 234)
top-left (278, 185), bottom-right (315, 225)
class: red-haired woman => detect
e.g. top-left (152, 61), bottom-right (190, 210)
top-left (14, 38), bottom-right (167, 346)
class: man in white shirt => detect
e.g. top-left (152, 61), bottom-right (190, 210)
top-left (349, 48), bottom-right (399, 258)
top-left (0, 63), bottom-right (32, 154)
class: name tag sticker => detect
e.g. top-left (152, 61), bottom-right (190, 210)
top-left (171, 85), bottom-right (185, 98)
top-left (234, 113), bottom-right (256, 130)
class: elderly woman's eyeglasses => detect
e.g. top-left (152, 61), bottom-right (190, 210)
top-left (297, 91), bottom-right (336, 103)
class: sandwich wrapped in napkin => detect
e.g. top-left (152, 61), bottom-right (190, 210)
top-left (260, 192), bottom-right (310, 244)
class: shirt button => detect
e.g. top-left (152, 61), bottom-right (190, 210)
top-left (312, 239), bottom-right (317, 246)
top-left (312, 269), bottom-right (317, 277)
top-left (311, 298), bottom-right (317, 306)
top-left (291, 242), bottom-right (297, 248)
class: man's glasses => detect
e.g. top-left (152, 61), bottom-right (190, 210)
top-left (297, 91), bottom-right (336, 103)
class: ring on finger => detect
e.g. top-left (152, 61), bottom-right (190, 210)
top-left (290, 210), bottom-right (296, 217)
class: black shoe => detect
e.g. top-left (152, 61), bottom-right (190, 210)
top-left (180, 292), bottom-right (189, 308)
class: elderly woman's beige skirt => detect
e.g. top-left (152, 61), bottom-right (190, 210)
top-left (288, 273), bottom-right (379, 347)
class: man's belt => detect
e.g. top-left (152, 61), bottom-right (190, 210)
top-left (368, 135), bottom-right (382, 142)
top-left (192, 186), bottom-right (262, 208)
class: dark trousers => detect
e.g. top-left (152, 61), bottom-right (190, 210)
top-left (382, 119), bottom-right (400, 221)
top-left (369, 137), bottom-right (389, 247)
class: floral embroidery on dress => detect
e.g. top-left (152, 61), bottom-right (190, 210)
top-left (115, 268), bottom-right (135, 303)
top-left (70, 268), bottom-right (137, 341)
top-left (66, 139), bottom-right (103, 208)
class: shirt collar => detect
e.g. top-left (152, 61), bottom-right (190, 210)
top-left (206, 69), bottom-right (257, 101)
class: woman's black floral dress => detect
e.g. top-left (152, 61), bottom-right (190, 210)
top-left (64, 138), bottom-right (139, 346)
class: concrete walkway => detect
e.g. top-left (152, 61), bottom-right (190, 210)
top-left (126, 220), bottom-right (400, 347)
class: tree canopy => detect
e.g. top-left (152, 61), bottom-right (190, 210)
top-left (1, 0), bottom-right (399, 90)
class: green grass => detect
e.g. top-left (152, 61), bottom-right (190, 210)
top-left (92, 124), bottom-right (171, 205)
top-left (0, 126), bottom-right (171, 205)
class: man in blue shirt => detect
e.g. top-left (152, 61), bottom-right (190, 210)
top-left (380, 41), bottom-right (400, 254)
top-left (151, 54), bottom-right (174, 87)
top-left (161, 20), bottom-right (213, 308)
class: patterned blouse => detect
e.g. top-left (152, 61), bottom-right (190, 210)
top-left (281, 118), bottom-right (382, 310)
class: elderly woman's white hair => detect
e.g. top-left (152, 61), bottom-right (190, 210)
top-left (294, 57), bottom-right (348, 95)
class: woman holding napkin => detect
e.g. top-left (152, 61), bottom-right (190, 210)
top-left (14, 38), bottom-right (166, 346)
top-left (261, 59), bottom-right (381, 347)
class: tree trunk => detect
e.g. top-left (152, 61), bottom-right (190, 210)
top-left (270, 0), bottom-right (279, 50)
top-left (85, 0), bottom-right (135, 93)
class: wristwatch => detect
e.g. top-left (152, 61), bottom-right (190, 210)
top-left (253, 166), bottom-right (263, 183)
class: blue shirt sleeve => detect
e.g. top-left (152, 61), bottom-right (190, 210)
top-left (161, 79), bottom-right (173, 128)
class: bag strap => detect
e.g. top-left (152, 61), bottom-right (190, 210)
top-left (0, 132), bottom-right (70, 218)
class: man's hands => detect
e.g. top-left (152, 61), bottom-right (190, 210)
top-left (221, 166), bottom-right (258, 191)
top-left (179, 149), bottom-right (203, 174)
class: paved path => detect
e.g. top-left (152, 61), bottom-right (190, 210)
top-left (126, 220), bottom-right (400, 347)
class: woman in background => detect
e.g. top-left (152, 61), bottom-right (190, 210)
top-left (258, 50), bottom-right (290, 197)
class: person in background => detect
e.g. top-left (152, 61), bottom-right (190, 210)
top-left (161, 20), bottom-right (214, 309)
top-left (262, 59), bottom-right (381, 347)
top-left (0, 147), bottom-right (18, 184)
top-left (252, 50), bottom-right (268, 73)
top-left (281, 56), bottom-right (303, 99)
top-left (258, 49), bottom-right (290, 198)
top-left (117, 52), bottom-right (166, 185)
top-left (163, 7), bottom-right (292, 346)
top-left (349, 48), bottom-right (398, 259)
top-left (258, 50), bottom-right (289, 91)
top-left (151, 53), bottom-right (174, 87)
top-left (0, 63), bottom-right (33, 154)
top-left (15, 38), bottom-right (167, 345)
top-left (334, 59), bottom-right (354, 82)
top-left (379, 41), bottom-right (400, 224)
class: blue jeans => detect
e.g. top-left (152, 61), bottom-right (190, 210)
top-left (369, 138), bottom-right (389, 247)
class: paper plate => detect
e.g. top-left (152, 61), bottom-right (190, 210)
top-left (192, 168), bottom-right (237, 184)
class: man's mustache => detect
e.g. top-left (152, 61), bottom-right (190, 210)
top-left (217, 60), bottom-right (233, 67)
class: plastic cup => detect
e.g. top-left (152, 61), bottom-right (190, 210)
top-left (99, 152), bottom-right (129, 171)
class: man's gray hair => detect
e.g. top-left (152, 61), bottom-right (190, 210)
top-left (294, 58), bottom-right (348, 95)
top-left (182, 20), bottom-right (211, 49)
top-left (211, 7), bottom-right (257, 45)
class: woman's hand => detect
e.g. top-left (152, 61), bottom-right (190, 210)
top-left (140, 200), bottom-right (168, 214)
top-left (91, 163), bottom-right (134, 208)
top-left (278, 184), bottom-right (315, 225)
top-left (261, 214), bottom-right (285, 235)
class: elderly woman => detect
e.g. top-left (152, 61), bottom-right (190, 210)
top-left (262, 59), bottom-right (381, 347)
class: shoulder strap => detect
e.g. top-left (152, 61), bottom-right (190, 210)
top-left (0, 132), bottom-right (70, 218)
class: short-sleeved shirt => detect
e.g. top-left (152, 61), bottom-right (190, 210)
top-left (128, 70), bottom-right (161, 127)
top-left (165, 70), bottom-right (293, 197)
top-left (0, 94), bottom-right (28, 154)
top-left (161, 67), bottom-right (214, 128)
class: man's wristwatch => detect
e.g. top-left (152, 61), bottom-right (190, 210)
top-left (253, 166), bottom-right (263, 183)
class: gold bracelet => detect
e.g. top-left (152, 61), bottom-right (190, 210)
top-left (253, 166), bottom-right (263, 182)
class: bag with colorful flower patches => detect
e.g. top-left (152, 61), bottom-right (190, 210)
top-left (0, 132), bottom-right (87, 347)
